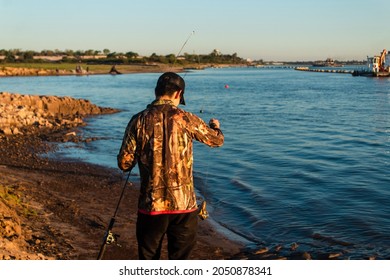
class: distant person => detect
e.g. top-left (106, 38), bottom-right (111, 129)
top-left (117, 72), bottom-right (224, 259)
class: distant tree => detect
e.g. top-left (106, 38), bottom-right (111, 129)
top-left (211, 49), bottom-right (221, 57)
top-left (65, 49), bottom-right (74, 56)
top-left (5, 52), bottom-right (16, 62)
top-left (19, 50), bottom-right (35, 61)
top-left (74, 50), bottom-right (83, 57)
top-left (0, 47), bottom-right (244, 65)
top-left (85, 49), bottom-right (95, 56)
top-left (41, 49), bottom-right (55, 56)
top-left (125, 51), bottom-right (138, 59)
top-left (166, 54), bottom-right (176, 64)
top-left (232, 52), bottom-right (237, 63)
top-left (149, 53), bottom-right (159, 63)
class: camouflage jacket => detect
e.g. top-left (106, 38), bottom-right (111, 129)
top-left (117, 99), bottom-right (224, 215)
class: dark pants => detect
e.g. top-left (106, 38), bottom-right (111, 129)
top-left (136, 211), bottom-right (198, 260)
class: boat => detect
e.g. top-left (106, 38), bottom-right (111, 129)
top-left (352, 49), bottom-right (390, 77)
top-left (312, 58), bottom-right (343, 67)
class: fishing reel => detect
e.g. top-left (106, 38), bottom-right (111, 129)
top-left (105, 230), bottom-right (120, 246)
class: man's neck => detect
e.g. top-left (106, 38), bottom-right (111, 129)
top-left (156, 94), bottom-right (180, 106)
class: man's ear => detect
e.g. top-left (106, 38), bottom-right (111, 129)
top-left (174, 90), bottom-right (182, 100)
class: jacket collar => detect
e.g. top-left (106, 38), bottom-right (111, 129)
top-left (150, 99), bottom-right (176, 106)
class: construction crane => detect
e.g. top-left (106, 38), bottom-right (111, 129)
top-left (379, 49), bottom-right (387, 71)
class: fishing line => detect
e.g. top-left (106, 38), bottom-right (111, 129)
top-left (171, 30), bottom-right (195, 79)
top-left (176, 30), bottom-right (195, 60)
top-left (175, 31), bottom-right (213, 115)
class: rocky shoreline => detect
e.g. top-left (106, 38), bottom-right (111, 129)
top-left (0, 67), bottom-right (56, 77)
top-left (0, 65), bottom-right (185, 77)
top-left (0, 92), bottom-right (118, 137)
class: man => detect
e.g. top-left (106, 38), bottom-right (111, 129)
top-left (117, 72), bottom-right (224, 260)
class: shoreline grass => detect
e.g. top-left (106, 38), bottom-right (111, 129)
top-left (0, 62), bottom-right (186, 75)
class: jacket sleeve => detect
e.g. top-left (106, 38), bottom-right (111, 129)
top-left (185, 112), bottom-right (224, 147)
top-left (117, 116), bottom-right (138, 171)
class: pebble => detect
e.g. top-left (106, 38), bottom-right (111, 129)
top-left (290, 242), bottom-right (299, 251)
top-left (302, 252), bottom-right (312, 260)
top-left (328, 252), bottom-right (342, 259)
top-left (254, 247), bottom-right (269, 255)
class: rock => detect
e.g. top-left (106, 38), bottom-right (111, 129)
top-left (302, 252), bottom-right (312, 260)
top-left (290, 242), bottom-right (299, 251)
top-left (328, 252), bottom-right (342, 259)
top-left (254, 247), bottom-right (269, 255)
top-left (0, 92), bottom-right (119, 136)
top-left (2, 127), bottom-right (12, 135)
top-left (12, 127), bottom-right (21, 135)
top-left (65, 132), bottom-right (77, 137)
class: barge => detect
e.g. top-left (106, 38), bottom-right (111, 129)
top-left (352, 49), bottom-right (390, 77)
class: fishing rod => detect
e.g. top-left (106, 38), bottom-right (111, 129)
top-left (176, 31), bottom-right (195, 61)
top-left (97, 171), bottom-right (132, 260)
top-left (172, 31), bottom-right (195, 78)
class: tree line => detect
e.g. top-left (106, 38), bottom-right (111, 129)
top-left (0, 48), bottom-right (246, 65)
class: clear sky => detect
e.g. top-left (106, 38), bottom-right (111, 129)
top-left (1, 0), bottom-right (389, 61)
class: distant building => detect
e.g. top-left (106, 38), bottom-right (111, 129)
top-left (79, 55), bottom-right (107, 60)
top-left (32, 56), bottom-right (63, 61)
